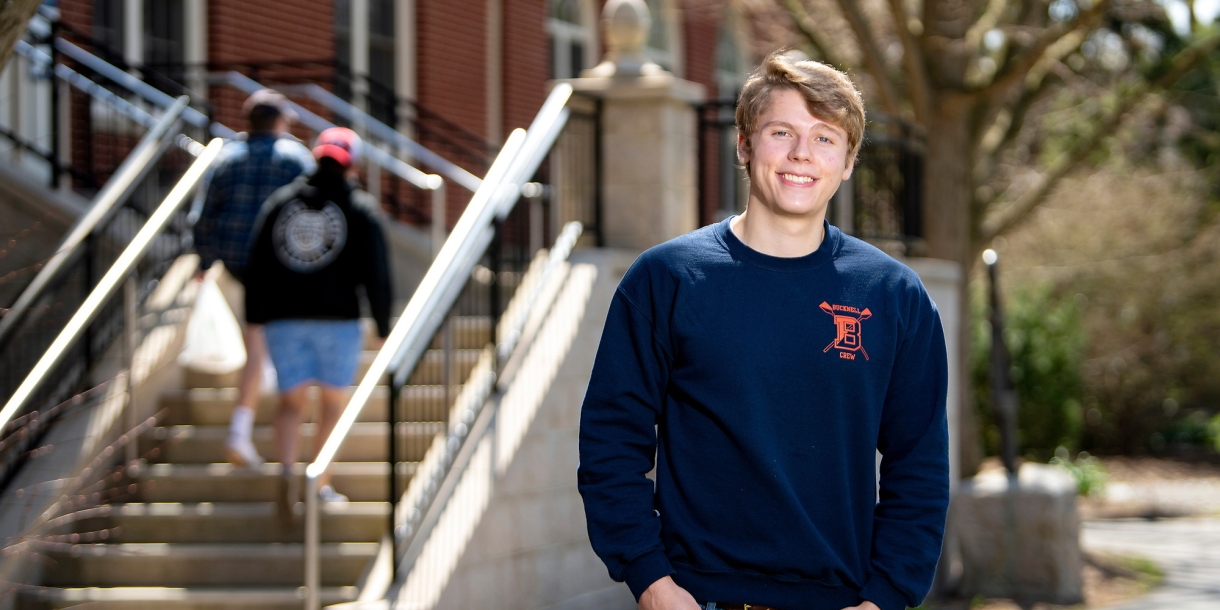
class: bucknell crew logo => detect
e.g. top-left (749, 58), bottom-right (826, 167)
top-left (820, 302), bottom-right (871, 361)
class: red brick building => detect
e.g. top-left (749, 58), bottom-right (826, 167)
top-left (52, 0), bottom-right (755, 225)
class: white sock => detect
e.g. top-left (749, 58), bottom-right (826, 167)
top-left (229, 405), bottom-right (255, 441)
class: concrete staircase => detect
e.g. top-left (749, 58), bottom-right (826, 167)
top-left (19, 320), bottom-right (488, 609)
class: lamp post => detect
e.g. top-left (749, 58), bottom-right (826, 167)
top-left (983, 249), bottom-right (1019, 477)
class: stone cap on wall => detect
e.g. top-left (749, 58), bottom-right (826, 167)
top-left (550, 73), bottom-right (705, 104)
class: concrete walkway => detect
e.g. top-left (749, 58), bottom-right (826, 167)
top-left (1082, 518), bottom-right (1220, 609)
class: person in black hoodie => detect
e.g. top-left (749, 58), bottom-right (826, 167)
top-left (245, 127), bottom-right (392, 504)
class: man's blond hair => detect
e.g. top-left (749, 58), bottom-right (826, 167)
top-left (735, 50), bottom-right (866, 169)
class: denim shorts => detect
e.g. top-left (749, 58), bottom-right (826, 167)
top-left (264, 319), bottom-right (363, 392)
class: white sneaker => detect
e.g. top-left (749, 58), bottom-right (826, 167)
top-left (318, 485), bottom-right (349, 503)
top-left (225, 434), bottom-right (265, 469)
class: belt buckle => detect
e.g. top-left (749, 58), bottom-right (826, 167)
top-left (743, 606), bottom-right (752, 610)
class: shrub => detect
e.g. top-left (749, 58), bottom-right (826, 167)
top-left (973, 283), bottom-right (1087, 461)
top-left (1050, 447), bottom-right (1108, 497)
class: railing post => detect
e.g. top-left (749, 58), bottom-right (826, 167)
top-left (488, 222), bottom-right (502, 366)
top-left (430, 180), bottom-right (446, 260)
top-left (83, 234), bottom-right (96, 375)
top-left (49, 17), bottom-right (61, 190)
top-left (388, 371), bottom-right (400, 574)
top-left (123, 273), bottom-right (138, 465)
top-left (592, 98), bottom-right (604, 247)
top-left (304, 472), bottom-right (320, 610)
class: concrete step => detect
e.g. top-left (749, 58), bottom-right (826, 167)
top-left (160, 385), bottom-right (455, 426)
top-left (405, 348), bottom-right (484, 386)
top-left (17, 585), bottom-right (358, 610)
top-left (427, 315), bottom-right (493, 350)
top-left (142, 422), bottom-right (443, 464)
top-left (184, 350), bottom-right (379, 390)
top-left (65, 502), bottom-right (388, 543)
top-left (39, 542), bottom-right (378, 587)
top-left (129, 462), bottom-right (404, 503)
top-left (183, 348), bottom-right (482, 391)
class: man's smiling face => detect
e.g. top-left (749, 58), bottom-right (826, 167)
top-left (738, 87), bottom-right (854, 223)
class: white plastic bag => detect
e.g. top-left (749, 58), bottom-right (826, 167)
top-left (178, 276), bottom-right (247, 374)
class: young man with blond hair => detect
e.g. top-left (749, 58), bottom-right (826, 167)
top-left (578, 50), bottom-right (950, 610)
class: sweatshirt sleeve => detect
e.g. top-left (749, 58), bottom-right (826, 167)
top-left (361, 214), bottom-right (393, 338)
top-left (577, 281), bottom-right (676, 600)
top-left (241, 202), bottom-right (276, 326)
top-left (861, 305), bottom-right (951, 610)
top-left (193, 160), bottom-right (232, 271)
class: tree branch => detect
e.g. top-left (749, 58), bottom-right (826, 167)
top-left (977, 29), bottom-right (1220, 249)
top-left (779, 0), bottom-right (850, 71)
top-left (964, 0), bottom-right (1011, 52)
top-left (972, 0), bottom-right (1110, 101)
top-left (832, 0), bottom-right (905, 117)
top-left (885, 0), bottom-right (932, 124)
top-left (0, 0), bottom-right (45, 73)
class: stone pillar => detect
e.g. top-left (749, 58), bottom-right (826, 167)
top-left (557, 0), bottom-right (704, 250)
top-left (947, 463), bottom-right (1084, 605)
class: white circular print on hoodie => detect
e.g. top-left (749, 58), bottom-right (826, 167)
top-left (272, 199), bottom-right (347, 273)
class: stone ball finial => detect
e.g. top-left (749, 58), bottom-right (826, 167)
top-left (583, 0), bottom-right (666, 78)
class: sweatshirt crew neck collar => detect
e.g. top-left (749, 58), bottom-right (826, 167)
top-left (716, 215), bottom-right (840, 272)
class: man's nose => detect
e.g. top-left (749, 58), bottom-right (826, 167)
top-left (788, 137), bottom-right (813, 162)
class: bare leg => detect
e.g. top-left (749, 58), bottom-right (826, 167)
top-left (226, 324), bottom-right (267, 467)
top-left (275, 384), bottom-right (310, 475)
top-left (237, 324), bottom-right (265, 409)
top-left (316, 384), bottom-right (350, 490)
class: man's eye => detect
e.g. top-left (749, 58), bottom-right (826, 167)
top-left (773, 130), bottom-right (790, 137)
top-left (817, 136), bottom-right (833, 143)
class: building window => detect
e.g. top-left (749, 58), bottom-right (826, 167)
top-left (93, 0), bottom-right (124, 63)
top-left (335, 0), bottom-right (352, 103)
top-left (144, 0), bottom-right (185, 87)
top-left (368, 0), bottom-right (396, 124)
top-left (644, 0), bottom-right (675, 73)
top-left (335, 0), bottom-right (397, 124)
top-left (548, 0), bottom-right (590, 79)
top-left (714, 17), bottom-right (748, 216)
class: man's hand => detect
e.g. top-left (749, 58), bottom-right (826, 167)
top-left (841, 602), bottom-right (880, 610)
top-left (638, 576), bottom-right (700, 610)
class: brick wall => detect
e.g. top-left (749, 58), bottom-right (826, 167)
top-left (502, 0), bottom-right (547, 136)
top-left (208, 0), bottom-right (335, 137)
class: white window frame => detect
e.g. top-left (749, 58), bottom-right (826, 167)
top-left (644, 0), bottom-right (682, 77)
top-left (546, 0), bottom-right (596, 80)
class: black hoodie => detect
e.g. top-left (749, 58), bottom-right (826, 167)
top-left (244, 169), bottom-right (393, 337)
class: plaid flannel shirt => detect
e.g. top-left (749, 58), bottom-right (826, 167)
top-left (193, 133), bottom-right (316, 278)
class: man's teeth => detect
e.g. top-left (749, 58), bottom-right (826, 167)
top-left (782, 174), bottom-right (813, 184)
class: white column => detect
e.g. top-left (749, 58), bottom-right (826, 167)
top-left (184, 0), bottom-right (208, 98)
top-left (485, 0), bottom-right (502, 142)
top-left (123, 0), bottom-right (143, 67)
top-left (351, 0), bottom-right (370, 113)
top-left (394, 0), bottom-right (416, 146)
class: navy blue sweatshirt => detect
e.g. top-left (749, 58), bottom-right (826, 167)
top-left (577, 218), bottom-right (949, 610)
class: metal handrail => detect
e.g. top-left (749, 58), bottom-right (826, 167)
top-left (50, 38), bottom-right (219, 134)
top-left (14, 39), bottom-right (159, 130)
top-left (395, 221), bottom-right (583, 579)
top-left (277, 83), bottom-right (483, 193)
top-left (0, 97), bottom-right (189, 351)
top-left (300, 82), bottom-right (573, 610)
top-left (0, 138), bottom-right (226, 436)
top-left (219, 71), bottom-right (442, 192)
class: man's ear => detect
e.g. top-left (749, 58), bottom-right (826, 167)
top-left (737, 132), bottom-right (750, 165)
top-left (841, 155), bottom-right (855, 182)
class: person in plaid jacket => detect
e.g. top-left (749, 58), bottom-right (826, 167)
top-left (193, 89), bottom-right (315, 469)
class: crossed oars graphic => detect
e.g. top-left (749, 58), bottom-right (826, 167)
top-left (820, 302), bottom-right (871, 360)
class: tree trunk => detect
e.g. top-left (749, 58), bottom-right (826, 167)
top-left (0, 0), bottom-right (45, 72)
top-left (923, 92), bottom-right (985, 478)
